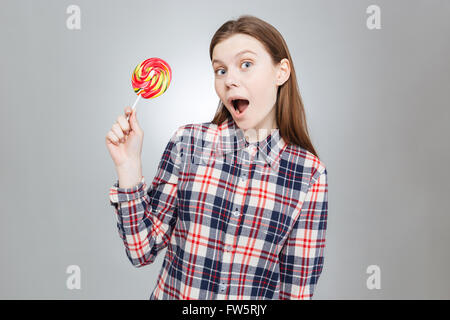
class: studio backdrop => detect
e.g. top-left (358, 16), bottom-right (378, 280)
top-left (1, 0), bottom-right (449, 299)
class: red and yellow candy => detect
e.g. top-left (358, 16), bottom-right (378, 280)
top-left (131, 57), bottom-right (172, 99)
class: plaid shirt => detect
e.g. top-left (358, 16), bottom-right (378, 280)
top-left (109, 117), bottom-right (328, 300)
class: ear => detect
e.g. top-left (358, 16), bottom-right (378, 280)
top-left (276, 58), bottom-right (291, 86)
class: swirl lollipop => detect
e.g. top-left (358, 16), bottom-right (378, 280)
top-left (127, 57), bottom-right (172, 120)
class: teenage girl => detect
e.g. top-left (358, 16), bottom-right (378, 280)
top-left (106, 15), bottom-right (328, 300)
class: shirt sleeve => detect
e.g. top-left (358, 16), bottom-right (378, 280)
top-left (278, 167), bottom-right (328, 299)
top-left (108, 127), bottom-right (182, 268)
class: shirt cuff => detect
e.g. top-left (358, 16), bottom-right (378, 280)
top-left (109, 176), bottom-right (147, 205)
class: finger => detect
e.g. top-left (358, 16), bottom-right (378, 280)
top-left (130, 108), bottom-right (140, 130)
top-left (112, 123), bottom-right (125, 142)
top-left (107, 131), bottom-right (119, 146)
top-left (117, 114), bottom-right (131, 134)
top-left (124, 106), bottom-right (132, 118)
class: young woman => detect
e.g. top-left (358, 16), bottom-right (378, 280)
top-left (106, 15), bottom-right (328, 300)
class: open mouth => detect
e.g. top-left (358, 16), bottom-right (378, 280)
top-left (232, 99), bottom-right (249, 115)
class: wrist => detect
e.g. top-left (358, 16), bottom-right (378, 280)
top-left (116, 159), bottom-right (142, 172)
top-left (116, 161), bottom-right (143, 189)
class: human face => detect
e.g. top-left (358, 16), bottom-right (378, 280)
top-left (212, 33), bottom-right (290, 142)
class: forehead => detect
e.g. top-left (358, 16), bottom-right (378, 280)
top-left (212, 33), bottom-right (268, 62)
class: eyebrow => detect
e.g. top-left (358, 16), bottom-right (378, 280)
top-left (212, 50), bottom-right (257, 65)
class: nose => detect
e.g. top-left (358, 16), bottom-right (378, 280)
top-left (224, 68), bottom-right (239, 87)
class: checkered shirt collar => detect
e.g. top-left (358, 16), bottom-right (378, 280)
top-left (214, 117), bottom-right (286, 171)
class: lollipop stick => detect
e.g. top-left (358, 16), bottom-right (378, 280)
top-left (131, 94), bottom-right (141, 111)
top-left (127, 95), bottom-right (141, 121)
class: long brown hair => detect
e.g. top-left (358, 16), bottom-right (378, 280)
top-left (209, 15), bottom-right (319, 159)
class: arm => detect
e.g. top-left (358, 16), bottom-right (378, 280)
top-left (279, 167), bottom-right (328, 299)
top-left (108, 127), bottom-right (182, 268)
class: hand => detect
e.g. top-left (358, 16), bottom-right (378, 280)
top-left (105, 106), bottom-right (144, 169)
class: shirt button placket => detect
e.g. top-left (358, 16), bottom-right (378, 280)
top-left (218, 146), bottom-right (253, 299)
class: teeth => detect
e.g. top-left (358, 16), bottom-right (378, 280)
top-left (236, 109), bottom-right (240, 114)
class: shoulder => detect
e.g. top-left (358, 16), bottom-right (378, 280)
top-left (170, 121), bottom-right (222, 150)
top-left (283, 143), bottom-right (327, 181)
top-left (173, 121), bottom-right (219, 139)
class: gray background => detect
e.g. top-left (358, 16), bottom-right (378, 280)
top-left (1, 0), bottom-right (449, 299)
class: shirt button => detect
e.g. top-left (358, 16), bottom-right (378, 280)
top-left (241, 172), bottom-right (247, 180)
top-left (233, 208), bottom-right (240, 216)
top-left (219, 283), bottom-right (227, 292)
top-left (224, 245), bottom-right (232, 252)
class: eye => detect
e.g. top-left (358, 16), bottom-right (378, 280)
top-left (215, 68), bottom-right (226, 76)
top-left (241, 61), bottom-right (252, 69)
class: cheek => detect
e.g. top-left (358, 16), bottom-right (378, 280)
top-left (250, 77), bottom-right (276, 107)
top-left (214, 79), bottom-right (223, 94)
